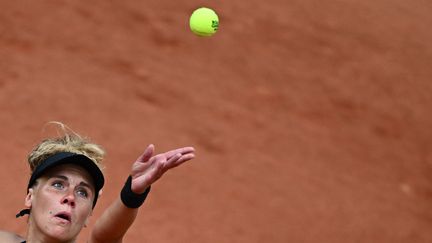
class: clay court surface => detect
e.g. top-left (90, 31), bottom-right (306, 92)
top-left (0, 0), bottom-right (431, 242)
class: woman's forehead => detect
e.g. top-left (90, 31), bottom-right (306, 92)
top-left (43, 164), bottom-right (94, 186)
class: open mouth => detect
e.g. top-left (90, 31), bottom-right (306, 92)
top-left (55, 212), bottom-right (71, 222)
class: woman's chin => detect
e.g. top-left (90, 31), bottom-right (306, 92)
top-left (45, 226), bottom-right (79, 242)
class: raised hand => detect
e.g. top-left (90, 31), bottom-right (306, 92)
top-left (130, 144), bottom-right (195, 194)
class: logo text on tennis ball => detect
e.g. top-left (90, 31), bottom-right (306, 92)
top-left (211, 20), bottom-right (219, 31)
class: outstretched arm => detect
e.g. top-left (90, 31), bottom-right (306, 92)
top-left (89, 144), bottom-right (195, 243)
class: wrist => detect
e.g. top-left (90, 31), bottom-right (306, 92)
top-left (120, 176), bottom-right (151, 208)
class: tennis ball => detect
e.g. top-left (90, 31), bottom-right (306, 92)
top-left (189, 7), bottom-right (219, 37)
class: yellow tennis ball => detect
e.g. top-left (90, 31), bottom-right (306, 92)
top-left (189, 7), bottom-right (219, 37)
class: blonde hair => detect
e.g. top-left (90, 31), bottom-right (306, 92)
top-left (27, 122), bottom-right (105, 172)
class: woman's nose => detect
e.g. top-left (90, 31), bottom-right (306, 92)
top-left (61, 191), bottom-right (76, 207)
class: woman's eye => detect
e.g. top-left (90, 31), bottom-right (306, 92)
top-left (77, 189), bottom-right (88, 198)
top-left (52, 182), bottom-right (64, 189)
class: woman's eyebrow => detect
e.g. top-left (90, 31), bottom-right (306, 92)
top-left (78, 181), bottom-right (92, 190)
top-left (51, 175), bottom-right (92, 189)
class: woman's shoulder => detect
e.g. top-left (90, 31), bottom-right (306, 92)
top-left (0, 230), bottom-right (25, 242)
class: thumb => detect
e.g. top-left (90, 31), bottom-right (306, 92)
top-left (136, 144), bottom-right (155, 163)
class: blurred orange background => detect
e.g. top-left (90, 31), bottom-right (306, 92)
top-left (0, 0), bottom-right (431, 242)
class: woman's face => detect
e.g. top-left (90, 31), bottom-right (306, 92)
top-left (26, 164), bottom-right (95, 242)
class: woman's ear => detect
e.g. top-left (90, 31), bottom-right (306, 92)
top-left (25, 188), bottom-right (34, 207)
